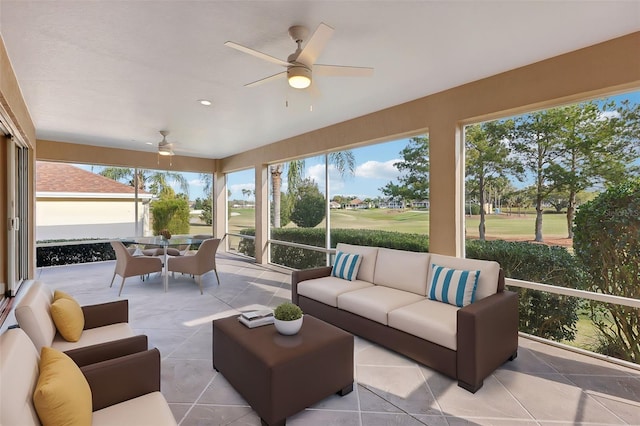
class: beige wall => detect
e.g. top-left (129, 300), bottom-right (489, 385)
top-left (220, 32), bottom-right (640, 257)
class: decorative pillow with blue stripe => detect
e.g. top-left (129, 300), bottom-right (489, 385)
top-left (428, 264), bottom-right (480, 307)
top-left (331, 251), bottom-right (362, 281)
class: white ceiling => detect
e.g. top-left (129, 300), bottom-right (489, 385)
top-left (1, 1), bottom-right (638, 159)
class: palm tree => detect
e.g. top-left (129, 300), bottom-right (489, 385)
top-left (100, 167), bottom-right (189, 197)
top-left (271, 151), bottom-right (355, 228)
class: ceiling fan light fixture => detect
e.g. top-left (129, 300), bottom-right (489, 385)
top-left (287, 65), bottom-right (311, 89)
top-left (158, 145), bottom-right (172, 156)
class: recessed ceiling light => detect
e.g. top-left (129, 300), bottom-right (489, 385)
top-left (198, 99), bottom-right (212, 106)
top-left (145, 142), bottom-right (153, 145)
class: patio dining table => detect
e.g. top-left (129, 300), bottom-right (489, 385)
top-left (120, 236), bottom-right (205, 292)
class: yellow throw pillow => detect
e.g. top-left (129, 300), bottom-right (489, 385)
top-left (53, 289), bottom-right (74, 301)
top-left (50, 298), bottom-right (85, 342)
top-left (33, 347), bottom-right (92, 426)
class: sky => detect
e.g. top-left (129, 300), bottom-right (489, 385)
top-left (75, 90), bottom-right (639, 201)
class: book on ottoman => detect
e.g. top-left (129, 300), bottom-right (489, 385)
top-left (239, 309), bottom-right (274, 328)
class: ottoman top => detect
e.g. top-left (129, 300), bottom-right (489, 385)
top-left (213, 314), bottom-right (352, 367)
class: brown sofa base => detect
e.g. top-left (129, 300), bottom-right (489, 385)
top-left (298, 295), bottom-right (518, 393)
top-left (298, 296), bottom-right (457, 377)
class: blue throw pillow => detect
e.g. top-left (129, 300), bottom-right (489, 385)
top-left (331, 251), bottom-right (362, 281)
top-left (428, 264), bottom-right (480, 307)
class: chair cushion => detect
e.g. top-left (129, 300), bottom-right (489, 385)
top-left (297, 276), bottom-right (374, 307)
top-left (331, 251), bottom-right (362, 281)
top-left (0, 329), bottom-right (41, 426)
top-left (51, 323), bottom-right (135, 352)
top-left (427, 264), bottom-right (479, 307)
top-left (33, 347), bottom-right (93, 426)
top-left (388, 299), bottom-right (460, 350)
top-left (373, 248), bottom-right (431, 295)
top-left (92, 392), bottom-right (177, 426)
top-left (50, 297), bottom-right (85, 342)
top-left (15, 281), bottom-right (58, 352)
top-left (337, 286), bottom-right (424, 325)
top-left (335, 243), bottom-right (379, 283)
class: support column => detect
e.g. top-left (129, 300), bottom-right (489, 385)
top-left (254, 165), bottom-right (269, 264)
top-left (213, 170), bottom-right (226, 245)
top-left (428, 121), bottom-right (464, 257)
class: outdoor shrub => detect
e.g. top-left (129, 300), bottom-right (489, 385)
top-left (573, 177), bottom-right (640, 363)
top-left (37, 241), bottom-right (115, 267)
top-left (290, 179), bottom-right (325, 228)
top-left (466, 239), bottom-right (582, 342)
top-left (151, 198), bottom-right (190, 235)
top-left (237, 228), bottom-right (429, 269)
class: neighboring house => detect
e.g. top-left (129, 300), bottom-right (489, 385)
top-left (344, 198), bottom-right (370, 209)
top-left (329, 201), bottom-right (341, 209)
top-left (36, 162), bottom-right (153, 240)
top-left (379, 200), bottom-right (406, 209)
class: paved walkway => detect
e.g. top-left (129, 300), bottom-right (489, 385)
top-left (32, 254), bottom-right (640, 426)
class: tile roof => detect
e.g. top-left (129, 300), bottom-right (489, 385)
top-left (36, 161), bottom-right (150, 194)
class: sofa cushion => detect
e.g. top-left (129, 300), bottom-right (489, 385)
top-left (331, 251), bottom-right (362, 281)
top-left (50, 297), bottom-right (85, 342)
top-left (429, 254), bottom-right (500, 301)
top-left (373, 248), bottom-right (431, 295)
top-left (53, 289), bottom-right (74, 301)
top-left (428, 264), bottom-right (479, 307)
top-left (337, 286), bottom-right (425, 325)
top-left (388, 299), bottom-right (459, 350)
top-left (33, 347), bottom-right (93, 426)
top-left (51, 323), bottom-right (135, 352)
top-left (0, 329), bottom-right (41, 426)
top-left (336, 243), bottom-right (379, 283)
top-left (297, 276), bottom-right (374, 307)
top-left (15, 281), bottom-right (57, 352)
top-left (92, 392), bottom-right (177, 426)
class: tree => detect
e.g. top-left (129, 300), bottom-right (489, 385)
top-left (151, 197), bottom-right (190, 235)
top-left (271, 151), bottom-right (355, 228)
top-left (573, 178), bottom-right (640, 362)
top-left (290, 179), bottom-right (325, 228)
top-left (551, 100), bottom-right (640, 238)
top-left (466, 121), bottom-right (521, 240)
top-left (380, 136), bottom-right (429, 204)
top-left (200, 198), bottom-right (212, 226)
top-left (511, 109), bottom-right (567, 241)
top-left (100, 167), bottom-right (189, 198)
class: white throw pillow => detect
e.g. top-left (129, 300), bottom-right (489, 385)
top-left (331, 251), bottom-right (362, 281)
top-left (427, 264), bottom-right (480, 307)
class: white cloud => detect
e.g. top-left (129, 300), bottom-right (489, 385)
top-left (189, 179), bottom-right (204, 188)
top-left (230, 183), bottom-right (255, 192)
top-left (355, 159), bottom-right (401, 180)
top-left (598, 110), bottom-right (620, 121)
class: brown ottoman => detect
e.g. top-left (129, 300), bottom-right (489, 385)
top-left (212, 315), bottom-right (353, 426)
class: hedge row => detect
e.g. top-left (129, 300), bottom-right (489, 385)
top-left (37, 242), bottom-right (115, 267)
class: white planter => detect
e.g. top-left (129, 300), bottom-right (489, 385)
top-left (274, 315), bottom-right (303, 335)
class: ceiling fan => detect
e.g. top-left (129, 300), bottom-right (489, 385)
top-left (157, 130), bottom-right (174, 156)
top-left (224, 22), bottom-right (373, 89)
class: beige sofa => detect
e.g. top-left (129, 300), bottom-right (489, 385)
top-left (292, 243), bottom-right (518, 392)
top-left (15, 281), bottom-right (139, 352)
top-left (0, 328), bottom-right (176, 426)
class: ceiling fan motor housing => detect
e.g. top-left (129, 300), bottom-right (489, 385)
top-left (287, 65), bottom-right (312, 89)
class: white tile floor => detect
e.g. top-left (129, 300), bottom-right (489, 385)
top-left (30, 254), bottom-right (640, 426)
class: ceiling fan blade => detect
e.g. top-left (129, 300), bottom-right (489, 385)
top-left (245, 71), bottom-right (287, 87)
top-left (296, 22), bottom-right (334, 66)
top-left (314, 64), bottom-right (374, 77)
top-left (224, 41), bottom-right (290, 67)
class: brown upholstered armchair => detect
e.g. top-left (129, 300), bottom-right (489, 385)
top-left (110, 241), bottom-right (163, 296)
top-left (167, 238), bottom-right (221, 294)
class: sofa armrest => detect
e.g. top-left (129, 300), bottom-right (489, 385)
top-left (81, 348), bottom-right (161, 411)
top-left (64, 335), bottom-right (148, 367)
top-left (291, 266), bottom-right (333, 304)
top-left (456, 290), bottom-right (518, 392)
top-left (82, 300), bottom-right (129, 329)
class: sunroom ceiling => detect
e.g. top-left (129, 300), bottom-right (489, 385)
top-left (1, 1), bottom-right (638, 159)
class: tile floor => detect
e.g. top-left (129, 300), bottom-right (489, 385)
top-left (28, 254), bottom-right (640, 426)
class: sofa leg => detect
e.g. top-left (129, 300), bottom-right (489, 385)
top-left (337, 383), bottom-right (353, 396)
top-left (509, 350), bottom-right (518, 361)
top-left (458, 380), bottom-right (483, 393)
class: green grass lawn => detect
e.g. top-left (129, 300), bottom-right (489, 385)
top-left (222, 207), bottom-right (572, 243)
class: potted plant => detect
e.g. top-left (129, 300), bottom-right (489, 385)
top-left (273, 302), bottom-right (304, 335)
